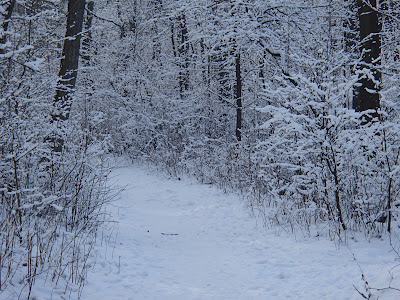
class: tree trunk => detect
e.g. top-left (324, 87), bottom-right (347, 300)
top-left (353, 0), bottom-right (381, 117)
top-left (0, 0), bottom-right (16, 55)
top-left (235, 53), bottom-right (242, 142)
top-left (178, 13), bottom-right (189, 98)
top-left (82, 1), bottom-right (94, 65)
top-left (52, 0), bottom-right (85, 122)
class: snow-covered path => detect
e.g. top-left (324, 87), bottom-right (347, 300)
top-left (82, 165), bottom-right (400, 299)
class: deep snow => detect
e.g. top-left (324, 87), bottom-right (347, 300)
top-left (79, 164), bottom-right (400, 300)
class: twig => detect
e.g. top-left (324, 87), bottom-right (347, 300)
top-left (353, 284), bottom-right (369, 299)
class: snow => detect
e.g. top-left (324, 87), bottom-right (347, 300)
top-left (80, 164), bottom-right (400, 300)
top-left (24, 58), bottom-right (45, 71)
top-left (0, 45), bottom-right (34, 58)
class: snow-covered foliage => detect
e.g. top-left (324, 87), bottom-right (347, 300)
top-left (87, 0), bottom-right (400, 236)
top-left (1, 0), bottom-right (400, 297)
top-left (1, 1), bottom-right (113, 298)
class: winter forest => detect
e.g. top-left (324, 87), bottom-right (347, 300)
top-left (1, 0), bottom-right (400, 298)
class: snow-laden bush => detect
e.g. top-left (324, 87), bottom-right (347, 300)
top-left (0, 97), bottom-right (113, 298)
top-left (73, 0), bottom-right (400, 241)
top-left (0, 2), bottom-right (114, 297)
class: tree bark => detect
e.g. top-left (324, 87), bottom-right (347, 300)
top-left (53, 0), bottom-right (85, 122)
top-left (353, 0), bottom-right (381, 116)
top-left (235, 53), bottom-right (242, 142)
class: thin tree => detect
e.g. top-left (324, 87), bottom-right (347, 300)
top-left (235, 53), bottom-right (242, 142)
top-left (0, 0), bottom-right (16, 54)
top-left (177, 13), bottom-right (189, 97)
top-left (82, 1), bottom-right (94, 65)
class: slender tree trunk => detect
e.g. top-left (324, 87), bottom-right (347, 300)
top-left (53, 0), bottom-right (85, 122)
top-left (344, 1), bottom-right (357, 52)
top-left (0, 0), bottom-right (16, 54)
top-left (170, 22), bottom-right (177, 58)
top-left (326, 149), bottom-right (347, 231)
top-left (387, 177), bottom-right (392, 232)
top-left (178, 14), bottom-right (189, 97)
top-left (353, 0), bottom-right (381, 116)
top-left (82, 1), bottom-right (94, 65)
top-left (235, 53), bottom-right (242, 142)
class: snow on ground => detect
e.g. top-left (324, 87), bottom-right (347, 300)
top-left (81, 164), bottom-right (400, 300)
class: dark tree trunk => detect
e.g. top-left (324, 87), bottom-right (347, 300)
top-left (235, 54), bottom-right (242, 142)
top-left (52, 0), bottom-right (85, 122)
top-left (353, 0), bottom-right (381, 117)
top-left (178, 14), bottom-right (189, 97)
top-left (0, 0), bottom-right (16, 54)
top-left (170, 22), bottom-right (177, 58)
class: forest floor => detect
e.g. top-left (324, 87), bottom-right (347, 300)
top-left (80, 163), bottom-right (400, 300)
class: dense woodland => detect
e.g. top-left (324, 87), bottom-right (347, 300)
top-left (1, 0), bottom-right (400, 298)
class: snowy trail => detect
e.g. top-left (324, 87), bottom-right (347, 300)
top-left (81, 165), bottom-right (399, 300)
